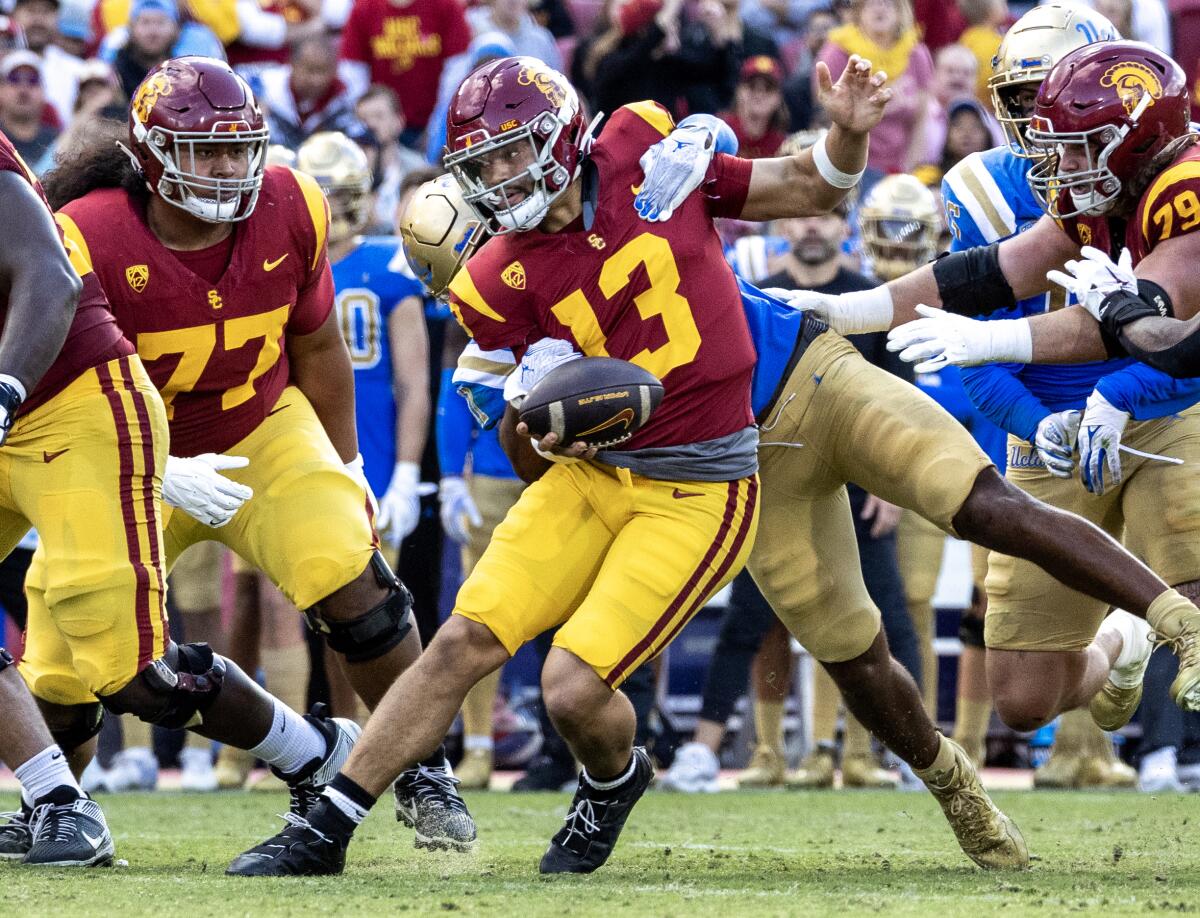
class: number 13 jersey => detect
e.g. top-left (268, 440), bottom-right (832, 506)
top-left (55, 165), bottom-right (335, 456)
top-left (448, 101), bottom-right (758, 457)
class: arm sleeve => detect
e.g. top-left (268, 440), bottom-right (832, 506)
top-left (1095, 361), bottom-right (1200, 420)
top-left (450, 341), bottom-right (516, 429)
top-left (961, 363), bottom-right (1051, 442)
top-left (701, 153), bottom-right (754, 219)
top-left (436, 367), bottom-right (476, 475)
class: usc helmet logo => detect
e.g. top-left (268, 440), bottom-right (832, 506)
top-left (1101, 62), bottom-right (1163, 116)
top-left (516, 66), bottom-right (567, 108)
top-left (132, 72), bottom-right (173, 124)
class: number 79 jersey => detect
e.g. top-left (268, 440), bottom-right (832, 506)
top-left (448, 101), bottom-right (758, 452)
top-left (55, 166), bottom-right (335, 457)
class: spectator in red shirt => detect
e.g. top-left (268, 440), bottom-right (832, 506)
top-left (339, 0), bottom-right (471, 142)
top-left (721, 55), bottom-right (788, 159)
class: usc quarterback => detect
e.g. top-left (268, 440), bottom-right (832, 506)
top-left (36, 57), bottom-right (473, 852)
top-left (779, 41), bottom-right (1200, 743)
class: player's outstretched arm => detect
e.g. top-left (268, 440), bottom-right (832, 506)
top-left (0, 171), bottom-right (82, 401)
top-left (739, 55), bottom-right (890, 221)
top-left (286, 308), bottom-right (359, 462)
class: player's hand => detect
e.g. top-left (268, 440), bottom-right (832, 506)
top-left (503, 337), bottom-right (582, 407)
top-left (886, 305), bottom-right (1030, 372)
top-left (1077, 389), bottom-right (1129, 496)
top-left (1034, 410), bottom-right (1081, 479)
top-left (438, 475), bottom-right (483, 544)
top-left (163, 453), bottom-right (253, 528)
top-left (635, 123), bottom-right (718, 222)
top-left (345, 452), bottom-right (380, 518)
top-left (1046, 246), bottom-right (1136, 322)
top-left (515, 421), bottom-right (598, 462)
top-left (860, 494), bottom-right (901, 539)
top-left (816, 54), bottom-right (892, 137)
top-left (376, 461), bottom-right (436, 547)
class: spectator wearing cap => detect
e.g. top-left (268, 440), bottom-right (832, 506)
top-left (721, 56), bottom-right (788, 158)
top-left (258, 34), bottom-right (364, 150)
top-left (675, 0), bottom-right (779, 115)
top-left (356, 84), bottom-right (427, 227)
top-left (467, 0), bottom-right (560, 69)
top-left (0, 50), bottom-right (60, 166)
top-left (102, 0), bottom-right (223, 98)
top-left (817, 0), bottom-right (933, 176)
top-left (11, 0), bottom-right (87, 125)
top-left (338, 0), bottom-right (471, 142)
top-left (425, 29), bottom-right (515, 164)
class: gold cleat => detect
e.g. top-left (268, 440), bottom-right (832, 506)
top-left (842, 754), bottom-right (898, 789)
top-left (1089, 681), bottom-right (1143, 732)
top-left (738, 744), bottom-right (786, 788)
top-left (784, 747), bottom-right (835, 789)
top-left (1146, 597), bottom-right (1200, 711)
top-left (1076, 755), bottom-right (1137, 789)
top-left (214, 745), bottom-right (255, 790)
top-left (1032, 752), bottom-right (1082, 789)
top-left (919, 738), bottom-right (1029, 869)
top-left (455, 748), bottom-right (494, 791)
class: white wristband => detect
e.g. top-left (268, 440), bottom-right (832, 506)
top-left (0, 374), bottom-right (26, 401)
top-left (840, 285), bottom-right (895, 335)
top-left (812, 135), bottom-right (864, 190)
top-left (989, 318), bottom-right (1034, 364)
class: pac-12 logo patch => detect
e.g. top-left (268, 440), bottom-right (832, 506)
top-left (501, 261), bottom-right (526, 290)
top-left (1100, 61), bottom-right (1163, 115)
top-left (125, 264), bottom-right (149, 292)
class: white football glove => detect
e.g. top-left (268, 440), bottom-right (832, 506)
top-left (438, 475), bottom-right (482, 544)
top-left (163, 453), bottom-right (253, 528)
top-left (886, 305), bottom-right (1033, 373)
top-left (1033, 410), bottom-right (1081, 479)
top-left (1046, 246), bottom-right (1136, 322)
top-left (503, 337), bottom-right (582, 407)
top-left (376, 461), bottom-right (435, 547)
top-left (344, 452), bottom-right (379, 518)
top-left (762, 285), bottom-right (894, 336)
top-left (634, 123), bottom-right (717, 223)
top-left (1077, 389), bottom-right (1130, 496)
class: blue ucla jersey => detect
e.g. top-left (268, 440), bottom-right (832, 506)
top-left (332, 236), bottom-right (424, 496)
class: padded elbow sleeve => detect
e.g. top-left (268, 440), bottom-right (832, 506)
top-left (932, 244), bottom-right (1018, 317)
top-left (1121, 324), bottom-right (1200, 379)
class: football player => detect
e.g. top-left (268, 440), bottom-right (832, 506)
top-left (35, 58), bottom-right (473, 851)
top-left (768, 40), bottom-right (1200, 738)
top-left (227, 52), bottom-right (895, 877)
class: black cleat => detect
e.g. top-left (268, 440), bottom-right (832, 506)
top-left (226, 810), bottom-right (349, 877)
top-left (275, 704), bottom-right (362, 817)
top-left (24, 792), bottom-right (114, 867)
top-left (394, 763), bottom-right (477, 851)
top-left (0, 802), bottom-right (32, 860)
top-left (513, 754), bottom-right (578, 792)
top-left (540, 747), bottom-right (654, 875)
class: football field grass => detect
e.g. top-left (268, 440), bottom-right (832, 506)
top-left (4, 788), bottom-right (1199, 916)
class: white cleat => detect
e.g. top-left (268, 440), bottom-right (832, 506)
top-left (659, 741), bottom-right (719, 793)
top-left (179, 747), bottom-right (219, 792)
top-left (1139, 746), bottom-right (1185, 793)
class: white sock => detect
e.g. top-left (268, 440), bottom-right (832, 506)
top-left (1098, 610), bottom-right (1155, 688)
top-left (464, 735), bottom-right (494, 752)
top-left (248, 701), bottom-right (326, 776)
top-left (15, 745), bottom-right (81, 804)
top-left (323, 786), bottom-right (369, 825)
top-left (583, 754), bottom-right (636, 791)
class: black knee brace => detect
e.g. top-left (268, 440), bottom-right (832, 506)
top-left (101, 641), bottom-right (226, 729)
top-left (958, 612), bottom-right (985, 649)
top-left (47, 702), bottom-right (104, 754)
top-left (0, 646), bottom-right (12, 673)
top-left (304, 551), bottom-right (414, 663)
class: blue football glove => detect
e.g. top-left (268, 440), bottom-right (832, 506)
top-left (1033, 410), bottom-right (1081, 479)
top-left (635, 115), bottom-right (736, 223)
top-left (1078, 389), bottom-right (1130, 496)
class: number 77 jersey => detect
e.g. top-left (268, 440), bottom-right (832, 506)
top-left (55, 166), bottom-right (335, 457)
top-left (448, 101), bottom-right (758, 452)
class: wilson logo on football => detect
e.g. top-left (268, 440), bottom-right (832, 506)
top-left (576, 407), bottom-right (635, 438)
top-left (125, 264), bottom-right (149, 292)
top-left (1101, 62), bottom-right (1162, 115)
top-left (132, 72), bottom-right (173, 124)
top-left (501, 261), bottom-right (526, 290)
top-left (516, 66), bottom-right (567, 107)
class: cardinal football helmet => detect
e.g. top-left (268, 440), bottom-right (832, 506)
top-left (297, 132), bottom-right (373, 243)
top-left (398, 173), bottom-right (486, 301)
top-left (126, 57), bottom-right (269, 223)
top-left (988, 4), bottom-right (1119, 157)
top-left (1026, 41), bottom-right (1191, 218)
top-left (443, 56), bottom-right (595, 234)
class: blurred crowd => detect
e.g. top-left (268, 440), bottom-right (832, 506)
top-left (2, 0), bottom-right (1197, 799)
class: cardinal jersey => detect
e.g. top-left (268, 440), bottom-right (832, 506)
top-left (448, 101), bottom-right (758, 467)
top-left (56, 165), bottom-right (335, 456)
top-left (331, 235), bottom-right (423, 496)
top-left (0, 131), bottom-right (131, 414)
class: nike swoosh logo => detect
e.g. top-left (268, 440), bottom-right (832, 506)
top-left (82, 831), bottom-right (104, 849)
top-left (672, 488), bottom-right (704, 499)
top-left (263, 254), bottom-right (288, 271)
top-left (43, 448), bottom-right (68, 463)
top-left (577, 407), bottom-right (635, 438)
top-left (266, 404), bottom-right (290, 418)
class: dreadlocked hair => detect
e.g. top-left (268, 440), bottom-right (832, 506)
top-left (42, 141), bottom-right (147, 211)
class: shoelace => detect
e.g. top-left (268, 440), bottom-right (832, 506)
top-left (931, 765), bottom-right (1000, 848)
top-left (29, 803), bottom-right (78, 845)
top-left (404, 766), bottom-right (467, 813)
top-left (278, 812), bottom-right (331, 845)
top-left (560, 797), bottom-right (603, 848)
top-left (0, 810), bottom-right (31, 842)
top-left (288, 783), bottom-right (322, 817)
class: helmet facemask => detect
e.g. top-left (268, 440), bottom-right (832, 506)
top-left (991, 77), bottom-right (1044, 157)
top-left (861, 215), bottom-right (937, 281)
top-left (324, 181), bottom-right (372, 243)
